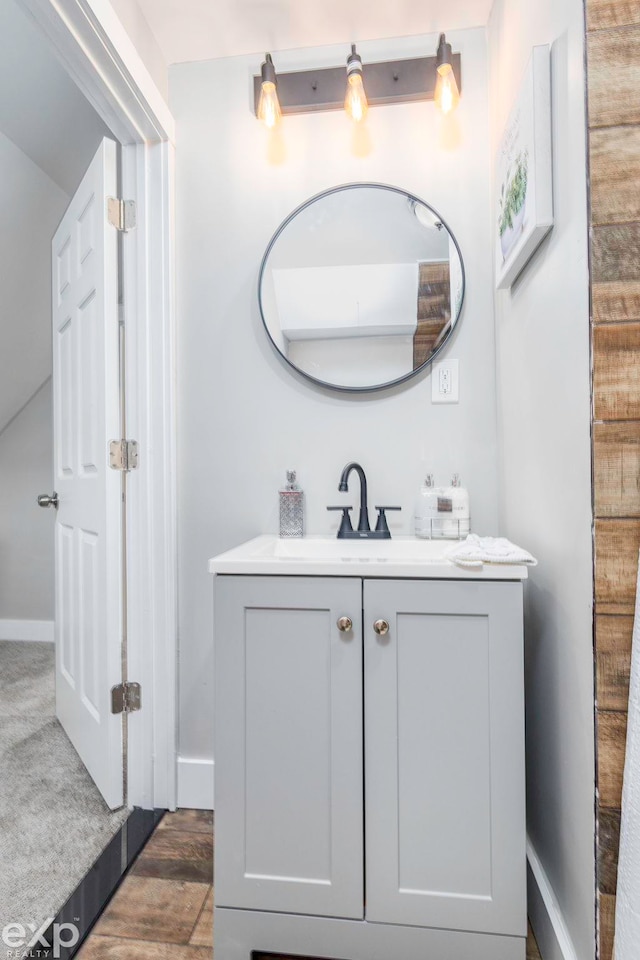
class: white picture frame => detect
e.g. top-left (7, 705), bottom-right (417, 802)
top-left (495, 45), bottom-right (553, 290)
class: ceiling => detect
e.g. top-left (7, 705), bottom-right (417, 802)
top-left (0, 1), bottom-right (112, 195)
top-left (134, 0), bottom-right (493, 66)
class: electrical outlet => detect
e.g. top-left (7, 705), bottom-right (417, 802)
top-left (432, 359), bottom-right (459, 403)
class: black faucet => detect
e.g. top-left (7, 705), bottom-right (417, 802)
top-left (327, 462), bottom-right (401, 539)
top-left (339, 462), bottom-right (371, 533)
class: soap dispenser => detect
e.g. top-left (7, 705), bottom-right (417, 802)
top-left (449, 473), bottom-right (470, 538)
top-left (279, 470), bottom-right (304, 538)
top-left (414, 473), bottom-right (439, 539)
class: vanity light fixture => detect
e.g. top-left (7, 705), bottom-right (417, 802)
top-left (257, 53), bottom-right (281, 129)
top-left (344, 44), bottom-right (368, 122)
top-left (252, 42), bottom-right (461, 121)
top-left (434, 34), bottom-right (460, 115)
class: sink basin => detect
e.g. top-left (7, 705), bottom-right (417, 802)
top-left (209, 535), bottom-right (528, 580)
top-left (272, 536), bottom-right (454, 561)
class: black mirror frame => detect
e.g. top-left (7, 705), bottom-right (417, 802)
top-left (258, 182), bottom-right (466, 393)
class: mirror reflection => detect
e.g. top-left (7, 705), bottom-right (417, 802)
top-left (259, 184), bottom-right (465, 391)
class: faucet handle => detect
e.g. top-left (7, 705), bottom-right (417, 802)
top-left (327, 505), bottom-right (354, 539)
top-left (374, 506), bottom-right (402, 537)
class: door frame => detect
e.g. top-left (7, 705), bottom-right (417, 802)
top-left (17, 0), bottom-right (177, 810)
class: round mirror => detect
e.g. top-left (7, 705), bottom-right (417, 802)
top-left (259, 183), bottom-right (465, 392)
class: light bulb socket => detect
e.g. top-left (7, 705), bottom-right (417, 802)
top-left (261, 52), bottom-right (277, 86)
top-left (436, 33), bottom-right (453, 70)
top-left (346, 43), bottom-right (364, 77)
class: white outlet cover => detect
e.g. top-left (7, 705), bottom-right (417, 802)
top-left (432, 359), bottom-right (459, 403)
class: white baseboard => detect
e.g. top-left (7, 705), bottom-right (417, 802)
top-left (177, 756), bottom-right (214, 810)
top-left (527, 837), bottom-right (579, 960)
top-left (0, 619), bottom-right (54, 643)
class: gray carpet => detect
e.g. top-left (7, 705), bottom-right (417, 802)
top-left (0, 640), bottom-right (55, 717)
top-left (0, 641), bottom-right (127, 943)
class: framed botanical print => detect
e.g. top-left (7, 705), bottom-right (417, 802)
top-left (495, 44), bottom-right (553, 290)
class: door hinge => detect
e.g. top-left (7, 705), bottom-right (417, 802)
top-left (111, 681), bottom-right (142, 715)
top-left (107, 197), bottom-right (136, 232)
top-left (109, 439), bottom-right (139, 472)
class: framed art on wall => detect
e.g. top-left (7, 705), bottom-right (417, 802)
top-left (495, 44), bottom-right (553, 290)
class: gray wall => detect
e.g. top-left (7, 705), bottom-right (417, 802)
top-left (488, 0), bottom-right (595, 957)
top-left (0, 129), bottom-right (69, 433)
top-left (0, 381), bottom-right (55, 620)
top-left (0, 78), bottom-right (84, 624)
top-left (170, 28), bottom-right (499, 764)
top-left (0, 127), bottom-right (70, 625)
top-left (0, 2), bottom-right (113, 197)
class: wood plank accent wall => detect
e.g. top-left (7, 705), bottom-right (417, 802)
top-left (587, 6), bottom-right (640, 957)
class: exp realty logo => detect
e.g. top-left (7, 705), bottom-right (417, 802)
top-left (2, 920), bottom-right (79, 959)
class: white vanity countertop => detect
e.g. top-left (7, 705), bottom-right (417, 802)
top-left (208, 535), bottom-right (529, 580)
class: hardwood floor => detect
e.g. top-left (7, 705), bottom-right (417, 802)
top-left (78, 809), bottom-right (542, 959)
top-left (77, 810), bottom-right (214, 959)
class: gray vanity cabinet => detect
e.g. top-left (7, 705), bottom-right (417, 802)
top-left (364, 578), bottom-right (526, 936)
top-left (214, 576), bottom-right (364, 919)
top-left (214, 572), bottom-right (526, 960)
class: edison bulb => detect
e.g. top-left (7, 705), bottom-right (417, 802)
top-left (344, 45), bottom-right (368, 123)
top-left (257, 54), bottom-right (281, 129)
top-left (434, 64), bottom-right (460, 115)
top-left (258, 80), bottom-right (281, 129)
top-left (345, 71), bottom-right (368, 123)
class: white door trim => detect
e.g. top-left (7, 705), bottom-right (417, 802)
top-left (16, 0), bottom-right (177, 810)
top-left (122, 139), bottom-right (177, 810)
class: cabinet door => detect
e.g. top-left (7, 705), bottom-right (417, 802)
top-left (214, 575), bottom-right (363, 918)
top-left (364, 579), bottom-right (526, 936)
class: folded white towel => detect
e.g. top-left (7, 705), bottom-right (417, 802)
top-left (445, 534), bottom-right (537, 569)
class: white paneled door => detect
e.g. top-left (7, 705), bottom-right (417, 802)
top-left (52, 138), bottom-right (123, 809)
